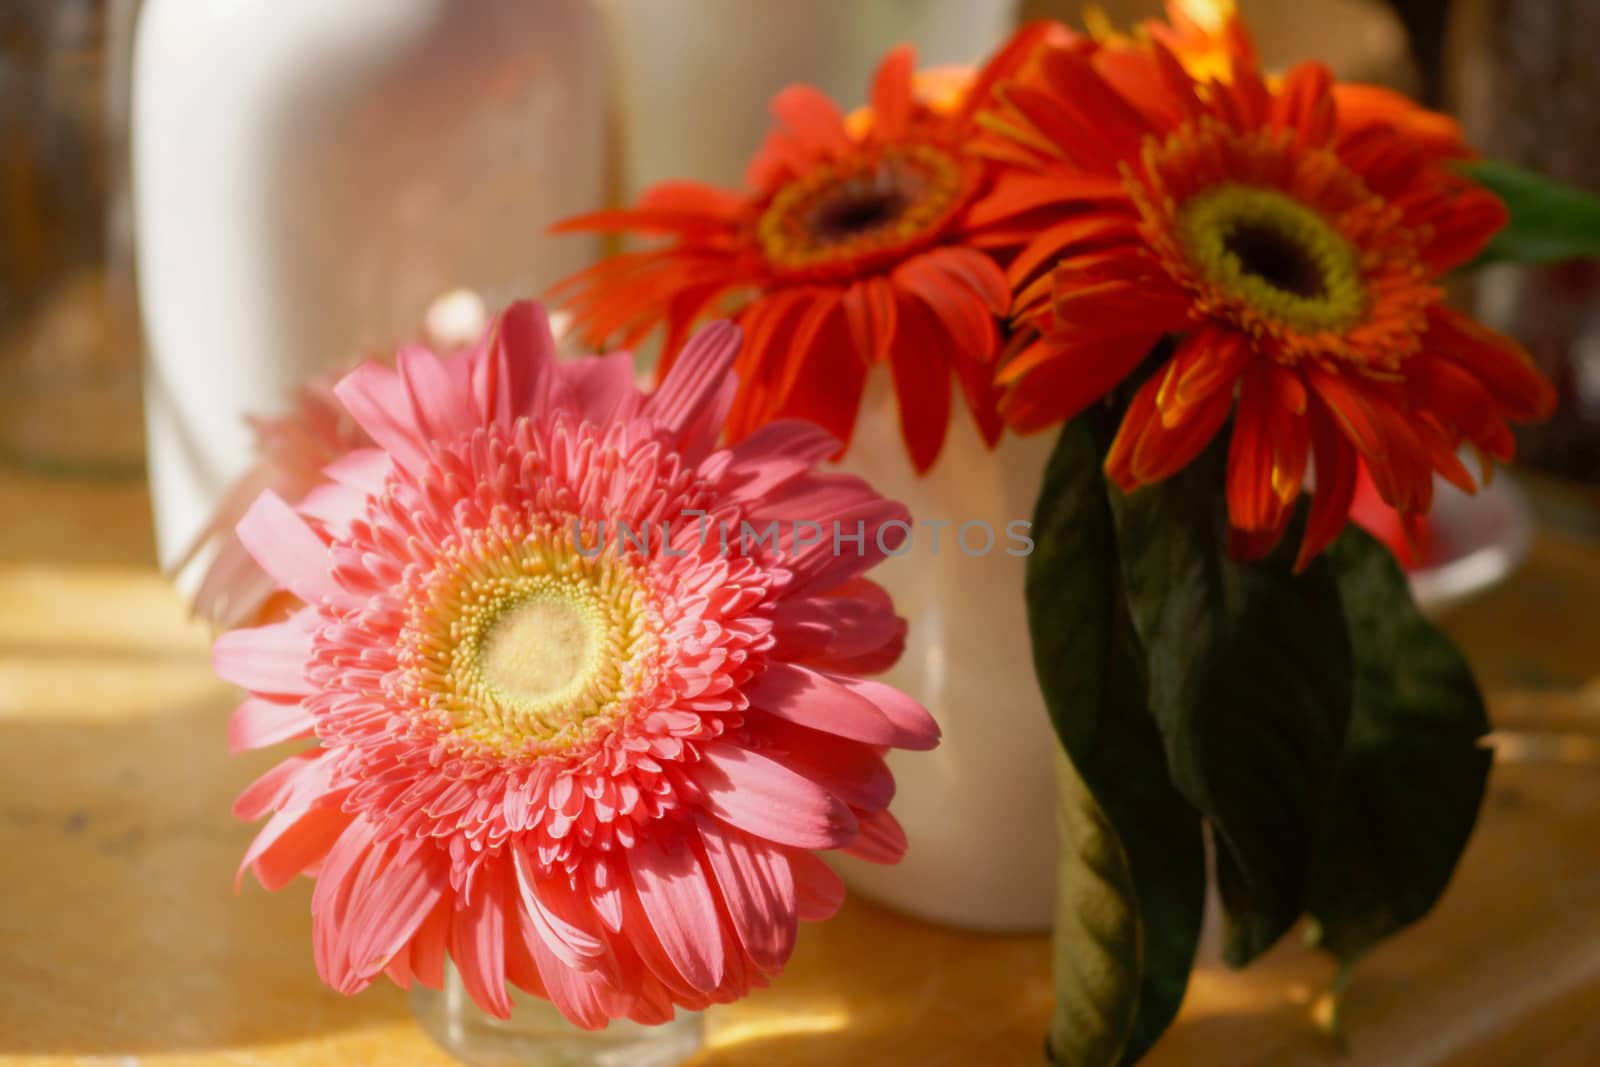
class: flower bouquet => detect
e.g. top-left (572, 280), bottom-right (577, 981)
top-left (194, 1), bottom-right (1600, 1063)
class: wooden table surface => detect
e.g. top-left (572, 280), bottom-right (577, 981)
top-left (1, 468), bottom-right (1597, 1067)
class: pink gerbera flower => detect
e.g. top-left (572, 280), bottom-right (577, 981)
top-left (215, 300), bottom-right (935, 1027)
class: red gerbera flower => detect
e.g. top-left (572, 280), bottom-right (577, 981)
top-left (550, 34), bottom-right (1051, 472)
top-left (970, 21), bottom-right (1556, 566)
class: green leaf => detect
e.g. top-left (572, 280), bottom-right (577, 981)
top-left (1028, 421), bottom-right (1206, 1066)
top-left (1305, 527), bottom-right (1492, 963)
top-left (1462, 160), bottom-right (1600, 267)
top-left (1107, 443), bottom-right (1353, 966)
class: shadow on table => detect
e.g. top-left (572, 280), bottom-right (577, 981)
top-left (0, 687), bottom-right (413, 1054)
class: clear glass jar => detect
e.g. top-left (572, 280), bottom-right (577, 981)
top-left (411, 962), bottom-right (703, 1067)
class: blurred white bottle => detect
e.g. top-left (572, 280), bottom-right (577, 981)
top-left (603, 0), bottom-right (1019, 196)
top-left (133, 0), bottom-right (609, 569)
top-left (835, 373), bottom-right (1057, 931)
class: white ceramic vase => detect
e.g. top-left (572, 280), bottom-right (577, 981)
top-left (833, 372), bottom-right (1059, 931)
top-left (133, 0), bottom-right (608, 570)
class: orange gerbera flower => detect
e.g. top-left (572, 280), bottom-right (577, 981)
top-left (970, 23), bottom-right (1555, 566)
top-left (550, 33), bottom-right (1051, 472)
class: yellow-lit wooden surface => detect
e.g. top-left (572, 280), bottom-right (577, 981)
top-left (1, 469), bottom-right (1597, 1067)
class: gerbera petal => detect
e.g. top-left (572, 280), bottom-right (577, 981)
top-left (842, 808), bottom-right (909, 865)
top-left (695, 816), bottom-right (797, 973)
top-left (234, 492), bottom-right (345, 608)
top-left (816, 671), bottom-right (940, 751)
top-left (513, 848), bottom-right (608, 972)
top-left (343, 838), bottom-right (450, 987)
top-left (709, 420), bottom-right (842, 503)
top-left (478, 300), bottom-right (556, 426)
top-left (1270, 62), bottom-right (1336, 149)
top-left (245, 802), bottom-right (350, 892)
top-left (408, 899), bottom-right (451, 991)
top-left (887, 299), bottom-right (954, 473)
top-left (227, 695), bottom-right (314, 753)
top-left (770, 589), bottom-right (906, 673)
top-left (999, 332), bottom-right (1161, 433)
top-left (645, 320), bottom-right (741, 448)
top-left (788, 849), bottom-right (847, 922)
top-left (760, 311), bottom-right (868, 451)
top-left (693, 742), bottom-right (858, 850)
top-left (1226, 363), bottom-right (1308, 554)
top-left (770, 84), bottom-right (852, 157)
top-left (566, 351), bottom-right (644, 426)
top-left (744, 661), bottom-right (900, 747)
top-left (870, 45), bottom-right (916, 139)
top-left (451, 863), bottom-right (513, 1019)
top-left (395, 342), bottom-right (478, 447)
top-left (745, 715), bottom-right (896, 810)
top-left (841, 277), bottom-right (899, 366)
top-left (213, 618), bottom-right (313, 695)
top-left (522, 916), bottom-right (614, 1030)
top-left (1427, 306), bottom-right (1556, 422)
top-left (333, 361), bottom-right (431, 474)
top-left (626, 833), bottom-right (727, 992)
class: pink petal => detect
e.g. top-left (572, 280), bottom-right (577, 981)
top-left (788, 849), bottom-right (846, 922)
top-left (296, 482), bottom-right (370, 536)
top-left (625, 833), bottom-right (726, 993)
top-left (563, 351), bottom-right (643, 425)
top-left (235, 492), bottom-right (346, 608)
top-left (396, 342), bottom-right (478, 446)
top-left (478, 300), bottom-right (556, 426)
top-left (312, 826), bottom-right (382, 992)
top-left (696, 816), bottom-right (797, 972)
top-left (243, 802), bottom-right (349, 891)
top-left (706, 420), bottom-right (840, 502)
top-left (513, 848), bottom-right (608, 972)
top-left (451, 863), bottom-right (513, 1019)
top-left (771, 590), bottom-right (905, 671)
top-left (746, 715), bottom-right (895, 810)
top-left (818, 672), bottom-right (939, 751)
top-left (343, 837), bottom-right (450, 985)
top-left (409, 900), bottom-right (451, 990)
top-left (692, 741), bottom-right (858, 849)
top-left (745, 661), bottom-right (899, 746)
top-left (645, 321), bottom-right (741, 452)
top-left (232, 749), bottom-right (322, 820)
top-left (334, 361), bottom-right (432, 474)
top-left (213, 619), bottom-right (313, 695)
top-left (522, 917), bottom-right (613, 1030)
top-left (227, 695), bottom-right (314, 753)
top-left (188, 531), bottom-right (277, 630)
top-left (843, 808), bottom-right (908, 865)
top-left (742, 474), bottom-right (911, 594)
top-left (322, 447), bottom-right (390, 495)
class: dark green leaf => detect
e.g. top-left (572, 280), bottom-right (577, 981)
top-left (1107, 443), bottom-right (1353, 966)
top-left (1306, 527), bottom-right (1492, 963)
top-left (1461, 160), bottom-right (1600, 267)
top-left (1029, 421), bottom-right (1206, 1066)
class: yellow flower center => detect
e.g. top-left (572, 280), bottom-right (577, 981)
top-left (398, 531), bottom-right (655, 758)
top-left (1177, 183), bottom-right (1366, 333)
top-left (757, 142), bottom-right (965, 274)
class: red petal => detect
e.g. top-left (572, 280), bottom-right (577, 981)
top-left (771, 84), bottom-right (853, 157)
top-left (869, 45), bottom-right (916, 139)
